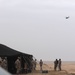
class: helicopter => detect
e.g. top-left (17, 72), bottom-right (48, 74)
top-left (66, 16), bottom-right (69, 19)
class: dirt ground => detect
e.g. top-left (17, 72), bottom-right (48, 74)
top-left (14, 61), bottom-right (75, 75)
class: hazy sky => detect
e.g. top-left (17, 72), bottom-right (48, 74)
top-left (0, 0), bottom-right (75, 61)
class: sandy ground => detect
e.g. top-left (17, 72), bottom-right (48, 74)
top-left (14, 61), bottom-right (75, 75)
top-left (35, 61), bottom-right (75, 73)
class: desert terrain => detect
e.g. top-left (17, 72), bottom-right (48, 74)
top-left (27, 61), bottom-right (75, 75)
top-left (17, 61), bottom-right (75, 75)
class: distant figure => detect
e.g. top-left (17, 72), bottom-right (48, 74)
top-left (32, 59), bottom-right (37, 70)
top-left (2, 57), bottom-right (8, 70)
top-left (54, 59), bottom-right (58, 71)
top-left (31, 59), bottom-right (34, 70)
top-left (15, 57), bottom-right (21, 74)
top-left (24, 63), bottom-right (27, 73)
top-left (58, 59), bottom-right (62, 71)
top-left (39, 59), bottom-right (43, 71)
top-left (34, 59), bottom-right (37, 70)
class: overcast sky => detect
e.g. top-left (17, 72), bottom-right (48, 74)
top-left (0, 0), bottom-right (75, 61)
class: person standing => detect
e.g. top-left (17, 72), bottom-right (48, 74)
top-left (32, 59), bottom-right (37, 70)
top-left (15, 57), bottom-right (21, 74)
top-left (24, 63), bottom-right (27, 73)
top-left (39, 59), bottom-right (43, 71)
top-left (34, 59), bottom-right (37, 70)
top-left (2, 57), bottom-right (8, 70)
top-left (54, 59), bottom-right (58, 71)
top-left (58, 59), bottom-right (62, 71)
